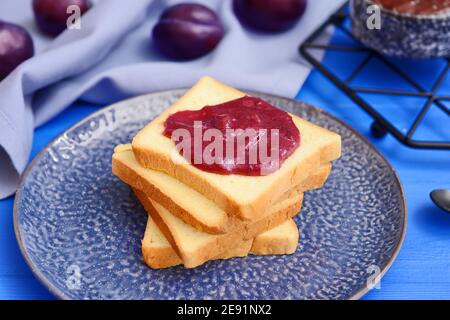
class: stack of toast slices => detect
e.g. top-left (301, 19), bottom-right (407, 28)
top-left (112, 77), bottom-right (341, 269)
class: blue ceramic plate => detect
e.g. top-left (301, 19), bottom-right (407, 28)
top-left (14, 90), bottom-right (406, 300)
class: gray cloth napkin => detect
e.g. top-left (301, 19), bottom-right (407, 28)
top-left (0, 0), bottom-right (345, 199)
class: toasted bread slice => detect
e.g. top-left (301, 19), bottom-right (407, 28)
top-left (132, 76), bottom-right (341, 221)
top-left (141, 216), bottom-right (182, 269)
top-left (142, 216), bottom-right (251, 269)
top-left (142, 217), bottom-right (298, 269)
top-left (250, 219), bottom-right (299, 255)
top-left (113, 145), bottom-right (330, 234)
top-left (134, 188), bottom-right (302, 268)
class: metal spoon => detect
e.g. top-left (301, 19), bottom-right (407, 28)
top-left (430, 189), bottom-right (450, 213)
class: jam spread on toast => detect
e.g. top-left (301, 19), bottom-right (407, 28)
top-left (163, 96), bottom-right (300, 176)
top-left (374, 0), bottom-right (450, 15)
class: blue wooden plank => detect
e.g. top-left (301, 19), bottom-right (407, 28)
top-left (0, 276), bottom-right (53, 300)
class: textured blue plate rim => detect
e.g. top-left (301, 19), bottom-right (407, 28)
top-left (13, 89), bottom-right (407, 300)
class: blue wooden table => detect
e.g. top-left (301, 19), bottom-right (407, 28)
top-left (1, 30), bottom-right (450, 300)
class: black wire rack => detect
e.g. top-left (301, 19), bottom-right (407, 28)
top-left (299, 2), bottom-right (450, 150)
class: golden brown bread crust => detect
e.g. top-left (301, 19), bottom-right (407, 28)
top-left (134, 188), bottom-right (303, 268)
top-left (141, 217), bottom-right (299, 269)
top-left (131, 77), bottom-right (341, 221)
top-left (250, 238), bottom-right (297, 255)
top-left (113, 151), bottom-right (330, 234)
top-left (113, 155), bottom-right (225, 234)
top-left (132, 145), bottom-right (317, 221)
top-left (141, 241), bottom-right (181, 269)
top-left (141, 221), bottom-right (253, 269)
top-left (140, 218), bottom-right (182, 269)
top-left (250, 220), bottom-right (299, 255)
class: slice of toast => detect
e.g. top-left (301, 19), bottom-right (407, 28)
top-left (142, 216), bottom-right (298, 269)
top-left (141, 216), bottom-right (183, 269)
top-left (134, 188), bottom-right (302, 268)
top-left (141, 216), bottom-right (252, 269)
top-left (113, 145), bottom-right (330, 234)
top-left (250, 219), bottom-right (299, 255)
top-left (132, 76), bottom-right (341, 221)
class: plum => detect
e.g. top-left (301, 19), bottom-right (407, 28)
top-left (233, 0), bottom-right (307, 33)
top-left (152, 3), bottom-right (224, 60)
top-left (33, 0), bottom-right (91, 37)
top-left (0, 21), bottom-right (34, 80)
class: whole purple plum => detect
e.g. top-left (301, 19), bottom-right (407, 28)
top-left (33, 0), bottom-right (91, 37)
top-left (233, 0), bottom-right (307, 33)
top-left (152, 3), bottom-right (224, 60)
top-left (0, 21), bottom-right (34, 80)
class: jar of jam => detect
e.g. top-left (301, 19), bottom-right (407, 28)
top-left (351, 0), bottom-right (450, 58)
